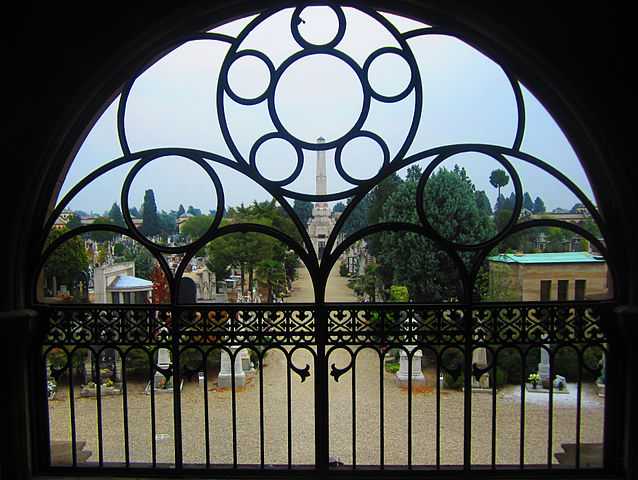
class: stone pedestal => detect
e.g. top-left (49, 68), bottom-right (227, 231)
top-left (395, 348), bottom-right (425, 386)
top-left (217, 348), bottom-right (246, 388)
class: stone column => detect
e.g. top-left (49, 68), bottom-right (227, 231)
top-left (316, 136), bottom-right (327, 196)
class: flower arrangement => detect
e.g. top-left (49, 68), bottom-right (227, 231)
top-left (528, 372), bottom-right (541, 388)
top-left (103, 378), bottom-right (114, 388)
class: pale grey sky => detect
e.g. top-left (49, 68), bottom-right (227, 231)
top-left (59, 6), bottom-right (593, 215)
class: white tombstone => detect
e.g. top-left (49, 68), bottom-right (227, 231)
top-left (217, 348), bottom-right (246, 388)
top-left (240, 349), bottom-right (255, 375)
top-left (396, 347), bottom-right (426, 386)
top-left (395, 311), bottom-right (426, 386)
top-left (152, 347), bottom-right (173, 391)
top-left (157, 347), bottom-right (171, 369)
top-left (471, 347), bottom-right (490, 389)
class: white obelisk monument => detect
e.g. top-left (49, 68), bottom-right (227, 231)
top-left (307, 137), bottom-right (336, 258)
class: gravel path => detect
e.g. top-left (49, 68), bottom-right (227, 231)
top-left (48, 265), bottom-right (604, 468)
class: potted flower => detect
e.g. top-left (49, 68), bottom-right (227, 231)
top-left (528, 372), bottom-right (541, 389)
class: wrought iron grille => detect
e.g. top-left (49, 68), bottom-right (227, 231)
top-left (33, 2), bottom-right (615, 477)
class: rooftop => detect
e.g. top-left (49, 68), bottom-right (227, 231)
top-left (109, 275), bottom-right (153, 290)
top-left (488, 251), bottom-right (605, 264)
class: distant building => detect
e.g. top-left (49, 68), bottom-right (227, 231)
top-left (487, 251), bottom-right (610, 301)
top-left (92, 261), bottom-right (152, 303)
top-left (529, 210), bottom-right (591, 226)
top-left (183, 259), bottom-right (216, 301)
top-left (52, 210), bottom-right (75, 229)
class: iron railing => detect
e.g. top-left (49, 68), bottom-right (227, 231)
top-left (36, 300), bottom-right (611, 474)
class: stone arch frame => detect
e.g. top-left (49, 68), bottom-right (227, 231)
top-left (3, 2), bottom-right (635, 480)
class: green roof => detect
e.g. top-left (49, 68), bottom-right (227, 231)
top-left (487, 252), bottom-right (605, 264)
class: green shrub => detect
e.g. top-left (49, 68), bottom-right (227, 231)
top-left (389, 285), bottom-right (409, 302)
top-left (385, 362), bottom-right (400, 374)
top-left (443, 372), bottom-right (464, 390)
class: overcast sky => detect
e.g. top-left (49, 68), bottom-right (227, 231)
top-left (59, 6), bottom-right (594, 216)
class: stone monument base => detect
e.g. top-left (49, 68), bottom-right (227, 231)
top-left (80, 383), bottom-right (122, 397)
top-left (395, 372), bottom-right (427, 387)
top-left (525, 382), bottom-right (569, 394)
top-left (217, 370), bottom-right (246, 388)
top-left (144, 377), bottom-right (183, 395)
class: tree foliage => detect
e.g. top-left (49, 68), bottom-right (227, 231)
top-left (89, 217), bottom-right (116, 242)
top-left (150, 264), bottom-right (170, 303)
top-left (475, 190), bottom-right (493, 216)
top-left (66, 213), bottom-right (83, 229)
top-left (141, 189), bottom-right (161, 237)
top-left (293, 199), bottom-right (313, 227)
top-left (187, 205), bottom-right (202, 216)
top-left (489, 168), bottom-right (510, 197)
top-left (523, 192), bottom-right (534, 212)
top-left (205, 200), bottom-right (300, 297)
top-left (123, 246), bottom-right (155, 280)
top-left (108, 203), bottom-right (125, 227)
top-left (181, 215), bottom-right (213, 240)
top-left (332, 202), bottom-right (346, 214)
top-left (533, 196), bottom-right (546, 214)
top-left (44, 228), bottom-right (90, 289)
top-left (375, 165), bottom-right (495, 301)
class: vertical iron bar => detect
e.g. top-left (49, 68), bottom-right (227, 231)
top-left (259, 350), bottom-right (265, 469)
top-left (408, 348), bottom-right (413, 469)
top-left (575, 350), bottom-right (583, 469)
top-left (287, 353), bottom-right (292, 469)
top-left (95, 352), bottom-right (104, 467)
top-left (172, 312), bottom-right (183, 470)
top-left (352, 354), bottom-right (357, 469)
top-left (436, 350), bottom-right (441, 470)
top-left (491, 351), bottom-right (497, 469)
top-left (464, 312), bottom-right (473, 471)
top-left (547, 347), bottom-right (554, 469)
top-left (315, 303), bottom-right (329, 474)
top-left (379, 349), bottom-right (384, 469)
top-left (203, 350), bottom-right (211, 468)
top-left (230, 348), bottom-right (238, 468)
top-left (68, 352), bottom-right (78, 468)
top-left (121, 353), bottom-right (130, 467)
top-left (520, 349), bottom-right (526, 469)
top-left (150, 350), bottom-right (157, 468)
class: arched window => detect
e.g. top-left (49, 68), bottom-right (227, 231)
top-left (34, 4), bottom-right (615, 475)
